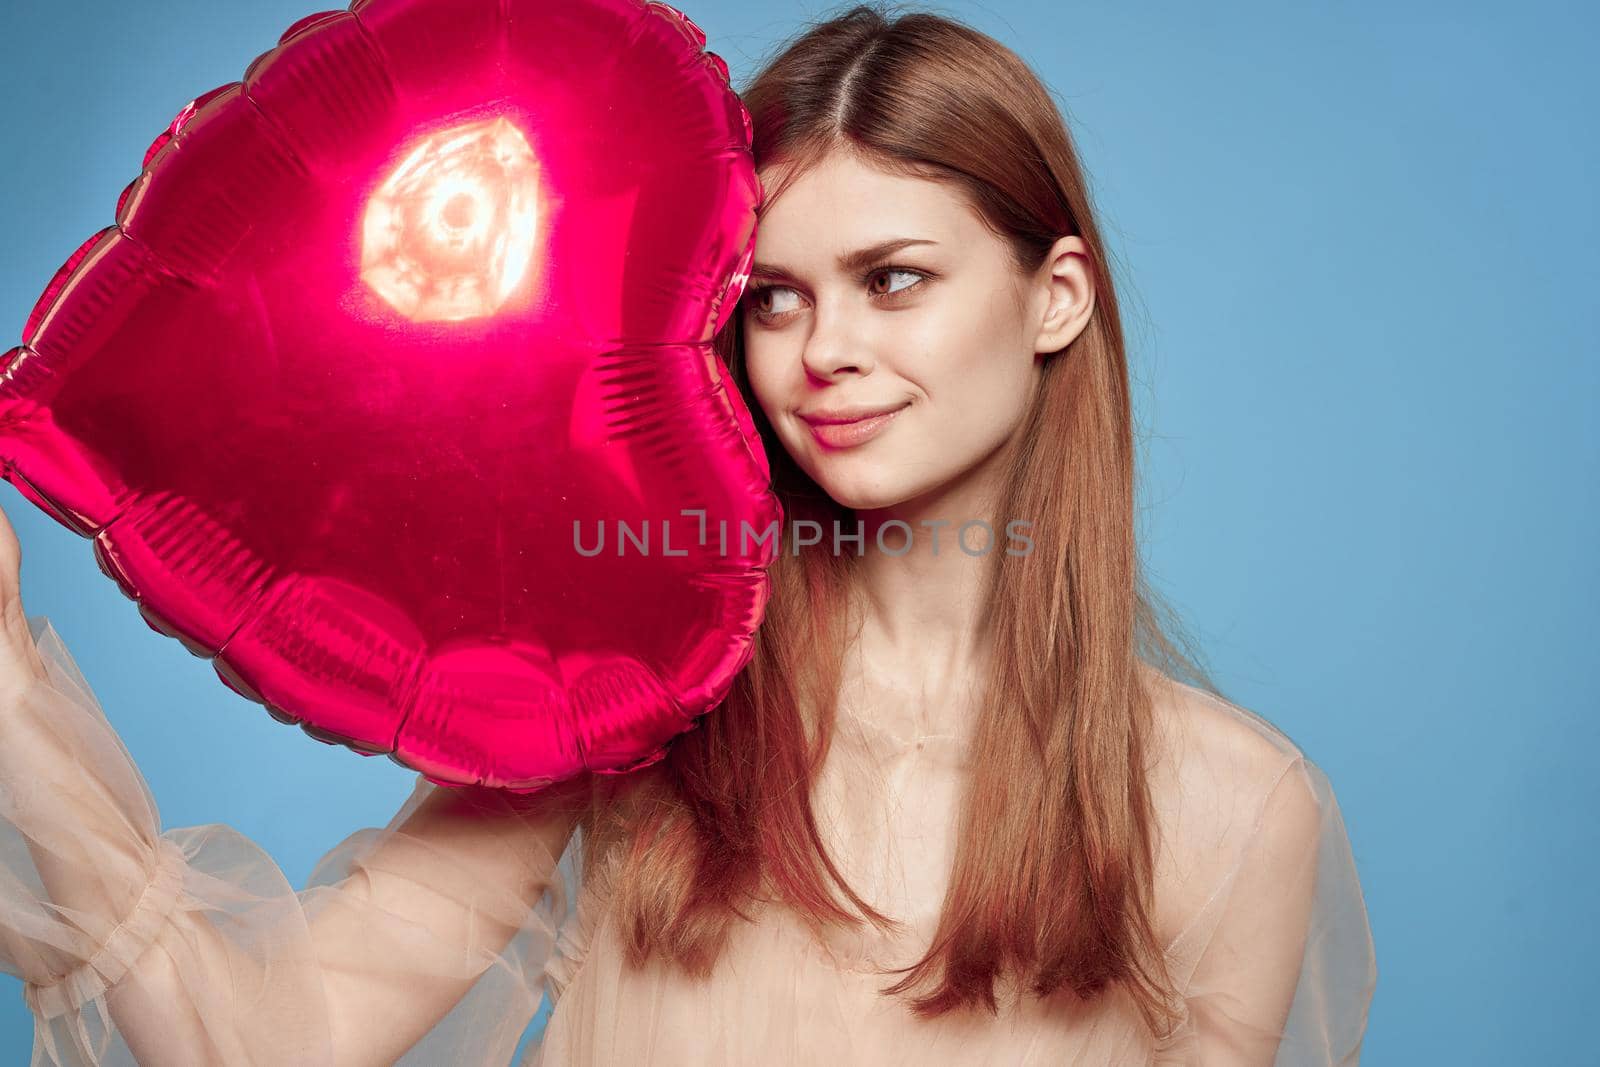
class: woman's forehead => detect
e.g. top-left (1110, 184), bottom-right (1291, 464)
top-left (753, 156), bottom-right (979, 261)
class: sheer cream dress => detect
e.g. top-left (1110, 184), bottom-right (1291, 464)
top-left (1, 615), bottom-right (1376, 1065)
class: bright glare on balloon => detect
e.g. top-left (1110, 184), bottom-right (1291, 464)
top-left (359, 116), bottom-right (543, 322)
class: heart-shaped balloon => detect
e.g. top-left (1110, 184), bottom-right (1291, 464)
top-left (0, 0), bottom-right (780, 792)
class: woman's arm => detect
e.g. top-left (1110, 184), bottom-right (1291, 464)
top-left (114, 763), bottom-right (586, 1067)
top-left (2, 621), bottom-right (590, 1066)
top-left (1177, 756), bottom-right (1376, 1067)
top-left (308, 769), bottom-right (590, 1065)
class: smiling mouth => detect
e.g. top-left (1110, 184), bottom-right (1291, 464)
top-left (802, 403), bottom-right (909, 449)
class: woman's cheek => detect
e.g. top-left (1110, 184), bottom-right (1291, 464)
top-left (741, 344), bottom-right (784, 419)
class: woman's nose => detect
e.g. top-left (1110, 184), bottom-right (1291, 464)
top-left (800, 306), bottom-right (876, 381)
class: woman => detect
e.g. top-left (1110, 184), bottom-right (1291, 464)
top-left (0, 4), bottom-right (1376, 1065)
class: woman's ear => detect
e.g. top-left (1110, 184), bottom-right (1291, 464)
top-left (1032, 235), bottom-right (1096, 356)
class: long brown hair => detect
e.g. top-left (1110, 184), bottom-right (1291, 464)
top-left (576, 2), bottom-right (1225, 1040)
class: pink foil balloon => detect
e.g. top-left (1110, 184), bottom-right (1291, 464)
top-left (0, 0), bottom-right (780, 792)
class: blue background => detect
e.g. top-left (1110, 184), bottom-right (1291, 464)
top-left (2, 1), bottom-right (1594, 1063)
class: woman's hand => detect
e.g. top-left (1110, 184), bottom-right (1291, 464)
top-left (0, 496), bottom-right (51, 700)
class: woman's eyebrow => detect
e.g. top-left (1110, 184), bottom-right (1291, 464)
top-left (750, 237), bottom-right (939, 281)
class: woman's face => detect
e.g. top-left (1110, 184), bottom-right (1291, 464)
top-left (740, 149), bottom-right (1092, 514)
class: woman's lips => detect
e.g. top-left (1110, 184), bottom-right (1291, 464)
top-left (803, 403), bottom-right (909, 448)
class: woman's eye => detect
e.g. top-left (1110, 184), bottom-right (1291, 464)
top-left (868, 267), bottom-right (925, 297)
top-left (744, 267), bottom-right (928, 323)
top-left (749, 285), bottom-right (801, 317)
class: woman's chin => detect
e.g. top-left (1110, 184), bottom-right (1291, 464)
top-left (796, 449), bottom-right (935, 513)
top-left (814, 477), bottom-right (916, 514)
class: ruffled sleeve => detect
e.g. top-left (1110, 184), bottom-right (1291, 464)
top-left (0, 614), bottom-right (582, 1067)
top-left (1161, 753), bottom-right (1378, 1066)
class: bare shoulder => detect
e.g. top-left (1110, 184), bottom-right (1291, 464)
top-left (1140, 667), bottom-right (1315, 948)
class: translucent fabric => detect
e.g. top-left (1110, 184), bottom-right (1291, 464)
top-left (1, 615), bottom-right (1377, 1066)
top-left (0, 615), bottom-right (579, 1067)
top-left (534, 667), bottom-right (1379, 1066)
